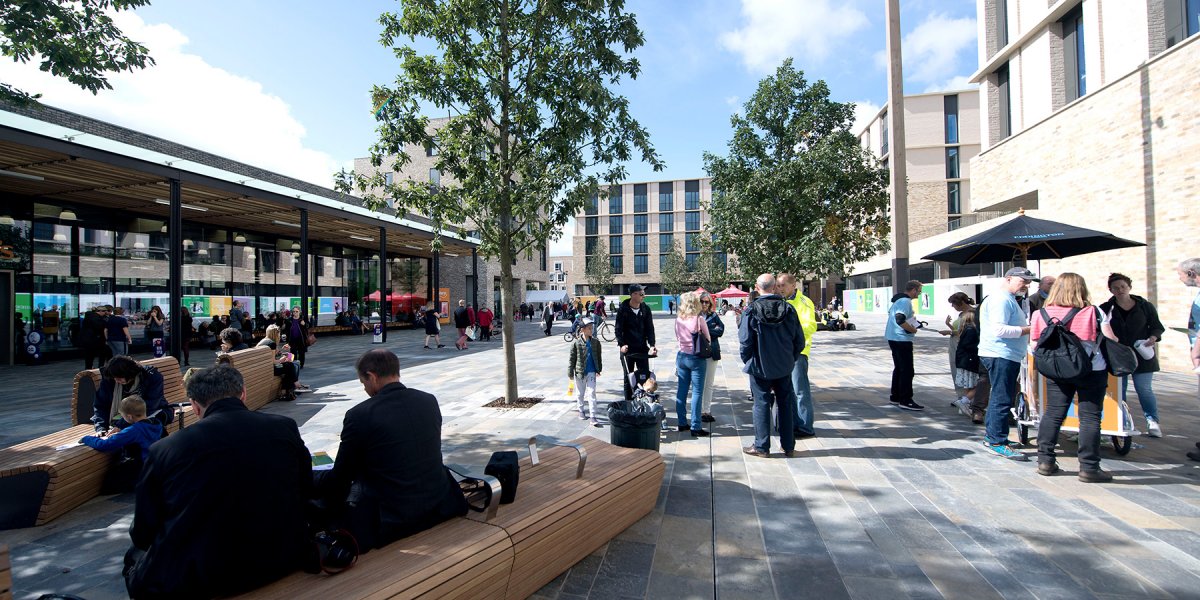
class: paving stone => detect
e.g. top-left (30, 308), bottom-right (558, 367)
top-left (768, 552), bottom-right (850, 600)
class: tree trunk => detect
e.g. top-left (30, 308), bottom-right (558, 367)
top-left (498, 238), bottom-right (519, 404)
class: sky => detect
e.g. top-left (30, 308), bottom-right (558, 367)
top-left (0, 0), bottom-right (980, 256)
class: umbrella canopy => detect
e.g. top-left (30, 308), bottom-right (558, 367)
top-left (921, 214), bottom-right (1145, 265)
top-left (362, 290), bottom-right (401, 302)
top-left (713, 285), bottom-right (749, 299)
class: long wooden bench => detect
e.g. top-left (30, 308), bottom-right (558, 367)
top-left (0, 544), bottom-right (11, 600)
top-left (238, 436), bottom-right (663, 599)
top-left (0, 349), bottom-right (283, 530)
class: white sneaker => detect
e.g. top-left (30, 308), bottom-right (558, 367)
top-left (1146, 418), bottom-right (1162, 438)
top-left (954, 397), bottom-right (972, 417)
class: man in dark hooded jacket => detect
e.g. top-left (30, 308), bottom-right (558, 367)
top-left (614, 284), bottom-right (657, 402)
top-left (739, 273), bottom-right (805, 458)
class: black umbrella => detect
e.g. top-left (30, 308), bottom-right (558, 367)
top-left (921, 213), bottom-right (1145, 265)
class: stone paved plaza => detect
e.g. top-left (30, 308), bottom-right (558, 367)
top-left (2, 313), bottom-right (1199, 599)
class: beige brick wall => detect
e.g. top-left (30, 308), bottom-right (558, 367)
top-left (971, 36), bottom-right (1200, 370)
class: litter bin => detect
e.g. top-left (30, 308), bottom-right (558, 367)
top-left (607, 400), bottom-right (661, 452)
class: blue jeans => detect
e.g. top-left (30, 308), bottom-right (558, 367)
top-left (791, 354), bottom-right (814, 436)
top-left (675, 352), bottom-right (707, 431)
top-left (751, 375), bottom-right (796, 453)
top-left (1119, 372), bottom-right (1158, 421)
top-left (982, 356), bottom-right (1022, 446)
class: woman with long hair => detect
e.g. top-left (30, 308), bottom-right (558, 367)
top-left (674, 292), bottom-right (712, 437)
top-left (1029, 272), bottom-right (1120, 483)
top-left (939, 292), bottom-right (974, 415)
top-left (1099, 272), bottom-right (1166, 437)
top-left (146, 305), bottom-right (165, 343)
top-left (257, 324), bottom-right (300, 401)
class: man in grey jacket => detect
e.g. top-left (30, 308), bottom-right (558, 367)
top-left (739, 273), bottom-right (806, 458)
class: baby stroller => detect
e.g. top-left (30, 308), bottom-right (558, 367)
top-left (625, 357), bottom-right (668, 431)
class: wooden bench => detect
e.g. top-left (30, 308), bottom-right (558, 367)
top-left (238, 436), bottom-right (663, 599)
top-left (226, 346), bottom-right (283, 411)
top-left (0, 544), bottom-right (11, 600)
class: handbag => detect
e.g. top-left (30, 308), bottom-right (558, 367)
top-left (692, 316), bottom-right (712, 359)
top-left (1101, 337), bottom-right (1138, 376)
top-left (306, 332), bottom-right (318, 347)
top-left (484, 450), bottom-right (520, 504)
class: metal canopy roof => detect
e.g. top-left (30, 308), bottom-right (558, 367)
top-left (0, 105), bottom-right (478, 258)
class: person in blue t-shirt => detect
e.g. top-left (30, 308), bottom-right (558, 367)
top-left (979, 267), bottom-right (1038, 462)
top-left (884, 280), bottom-right (924, 411)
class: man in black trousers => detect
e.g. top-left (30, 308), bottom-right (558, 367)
top-left (312, 349), bottom-right (468, 551)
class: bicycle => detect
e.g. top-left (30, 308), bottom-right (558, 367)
top-left (562, 318), bottom-right (615, 343)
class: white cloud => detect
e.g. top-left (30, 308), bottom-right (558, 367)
top-left (724, 95), bottom-right (742, 116)
top-left (923, 74), bottom-right (976, 93)
top-left (720, 0), bottom-right (869, 72)
top-left (0, 12), bottom-right (343, 187)
top-left (549, 217), bottom-right (575, 257)
top-left (851, 100), bottom-right (882, 136)
top-left (874, 12), bottom-right (976, 90)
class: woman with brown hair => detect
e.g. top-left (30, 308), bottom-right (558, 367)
top-left (1099, 273), bottom-right (1165, 437)
top-left (939, 292), bottom-right (974, 414)
top-left (1029, 272), bottom-right (1119, 482)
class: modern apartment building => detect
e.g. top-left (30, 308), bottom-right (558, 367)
top-left (353, 117), bottom-right (548, 311)
top-left (570, 178), bottom-right (719, 296)
top-left (964, 0), bottom-right (1200, 369)
top-left (548, 256), bottom-right (570, 292)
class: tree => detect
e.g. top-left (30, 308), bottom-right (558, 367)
top-left (584, 239), bottom-right (612, 296)
top-left (693, 236), bottom-right (735, 293)
top-left (336, 0), bottom-right (661, 403)
top-left (391, 258), bottom-right (424, 295)
top-left (658, 241), bottom-right (690, 297)
top-left (703, 59), bottom-right (890, 279)
top-left (1, 0), bottom-right (155, 106)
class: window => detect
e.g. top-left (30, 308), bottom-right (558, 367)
top-left (539, 246), bottom-right (547, 271)
top-left (610, 255), bottom-right (623, 274)
top-left (658, 182), bottom-right (673, 211)
top-left (659, 254), bottom-right (669, 270)
top-left (1061, 6), bottom-right (1086, 101)
top-left (608, 185), bottom-right (622, 214)
top-left (609, 235), bottom-right (623, 255)
top-left (685, 233), bottom-right (699, 252)
top-left (429, 168), bottom-right (441, 187)
top-left (948, 217), bottom-right (962, 231)
top-left (384, 172), bottom-right (394, 185)
top-left (634, 214), bottom-right (648, 233)
top-left (585, 194), bottom-right (597, 216)
top-left (684, 180), bottom-right (700, 210)
top-left (947, 182), bottom-right (961, 215)
top-left (634, 254), bottom-right (647, 274)
top-left (946, 147), bottom-right (959, 179)
top-left (1165, 0), bottom-right (1200, 47)
top-left (585, 217), bottom-right (598, 235)
top-left (880, 111), bottom-right (889, 155)
top-left (997, 63), bottom-right (1012, 139)
top-left (685, 254), bottom-right (698, 268)
top-left (554, 261), bottom-right (563, 272)
top-left (426, 137), bottom-right (439, 156)
top-left (585, 236), bottom-right (597, 255)
top-left (633, 234), bottom-right (647, 254)
top-left (996, 0), bottom-right (1009, 47)
top-left (944, 95), bottom-right (959, 144)
top-left (659, 212), bottom-right (673, 232)
top-left (685, 211), bottom-right (700, 231)
top-left (609, 215), bottom-right (623, 234)
top-left (659, 233), bottom-right (673, 251)
top-left (633, 183), bottom-right (647, 213)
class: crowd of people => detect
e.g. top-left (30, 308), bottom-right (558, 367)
top-left (886, 258), bottom-right (1200, 481)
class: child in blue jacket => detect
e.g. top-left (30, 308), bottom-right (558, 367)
top-left (80, 395), bottom-right (163, 492)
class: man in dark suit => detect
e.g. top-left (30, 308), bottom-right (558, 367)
top-left (124, 365), bottom-right (313, 600)
top-left (313, 349), bottom-right (467, 550)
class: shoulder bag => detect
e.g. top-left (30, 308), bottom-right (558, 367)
top-left (692, 316), bottom-right (712, 359)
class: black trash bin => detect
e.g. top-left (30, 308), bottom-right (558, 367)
top-left (607, 400), bottom-right (661, 452)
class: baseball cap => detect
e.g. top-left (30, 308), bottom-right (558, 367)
top-left (1004, 267), bottom-right (1038, 281)
top-left (628, 284), bottom-right (645, 294)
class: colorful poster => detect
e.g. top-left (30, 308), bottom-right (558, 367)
top-left (15, 293), bottom-right (31, 320)
top-left (317, 297), bottom-right (345, 315)
top-left (863, 289), bottom-right (874, 313)
top-left (438, 287), bottom-right (450, 324)
top-left (233, 296), bottom-right (253, 315)
top-left (642, 295), bottom-right (665, 312)
top-left (916, 284), bottom-right (936, 316)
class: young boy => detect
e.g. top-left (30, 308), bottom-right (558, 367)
top-left (81, 395), bottom-right (162, 459)
top-left (568, 320), bottom-right (603, 426)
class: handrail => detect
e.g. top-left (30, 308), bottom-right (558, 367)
top-left (446, 463), bottom-right (502, 521)
top-left (527, 436), bottom-right (587, 479)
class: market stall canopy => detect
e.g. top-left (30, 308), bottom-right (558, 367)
top-left (362, 290), bottom-right (401, 302)
top-left (694, 287), bottom-right (710, 296)
top-left (921, 213), bottom-right (1145, 265)
top-left (525, 290), bottom-right (570, 305)
top-left (713, 285), bottom-right (749, 299)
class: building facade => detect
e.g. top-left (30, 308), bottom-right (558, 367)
top-left (548, 255), bottom-right (570, 291)
top-left (352, 117), bottom-right (548, 314)
top-left (570, 178), bottom-right (717, 296)
top-left (964, 0), bottom-right (1200, 370)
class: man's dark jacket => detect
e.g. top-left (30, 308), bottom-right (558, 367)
top-left (81, 310), bottom-right (108, 347)
top-left (314, 382), bottom-right (467, 549)
top-left (126, 398), bottom-right (312, 599)
top-left (739, 294), bottom-right (805, 379)
top-left (453, 307), bottom-right (471, 328)
top-left (614, 299), bottom-right (656, 352)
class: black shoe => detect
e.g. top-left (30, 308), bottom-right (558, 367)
top-left (1187, 450), bottom-right (1200, 462)
top-left (677, 424), bottom-right (690, 431)
top-left (437, 344), bottom-right (445, 348)
top-left (889, 398), bottom-right (902, 405)
top-left (690, 429), bottom-right (711, 437)
top-left (895, 400), bottom-right (924, 411)
top-left (794, 431), bottom-right (816, 440)
top-left (701, 413), bottom-right (715, 423)
top-left (743, 446), bottom-right (769, 458)
top-left (783, 450), bottom-right (795, 458)
top-left (1078, 469), bottom-right (1113, 483)
top-left (1194, 442), bottom-right (1200, 450)
top-left (1037, 461), bottom-right (1059, 476)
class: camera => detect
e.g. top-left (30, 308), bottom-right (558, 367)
top-left (314, 529), bottom-right (358, 574)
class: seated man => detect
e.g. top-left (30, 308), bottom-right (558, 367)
top-left (218, 327), bottom-right (249, 352)
top-left (312, 349), bottom-right (468, 551)
top-left (124, 365), bottom-right (313, 599)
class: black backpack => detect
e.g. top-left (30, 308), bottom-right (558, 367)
top-left (1033, 307), bottom-right (1091, 382)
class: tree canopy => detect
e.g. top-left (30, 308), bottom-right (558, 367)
top-left (1, 0), bottom-right (155, 105)
top-left (336, 0), bottom-right (661, 402)
top-left (584, 239), bottom-right (612, 295)
top-left (658, 241), bottom-right (689, 296)
top-left (703, 59), bottom-right (890, 279)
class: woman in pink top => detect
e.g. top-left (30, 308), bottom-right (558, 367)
top-left (1029, 272), bottom-right (1119, 483)
top-left (674, 292), bottom-right (712, 437)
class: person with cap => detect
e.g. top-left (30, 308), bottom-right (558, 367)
top-left (614, 284), bottom-right (657, 403)
top-left (978, 266), bottom-right (1038, 461)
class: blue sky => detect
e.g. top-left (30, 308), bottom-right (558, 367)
top-left (1, 0), bottom-right (980, 254)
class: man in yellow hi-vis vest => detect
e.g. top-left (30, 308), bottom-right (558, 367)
top-left (778, 273), bottom-right (819, 438)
